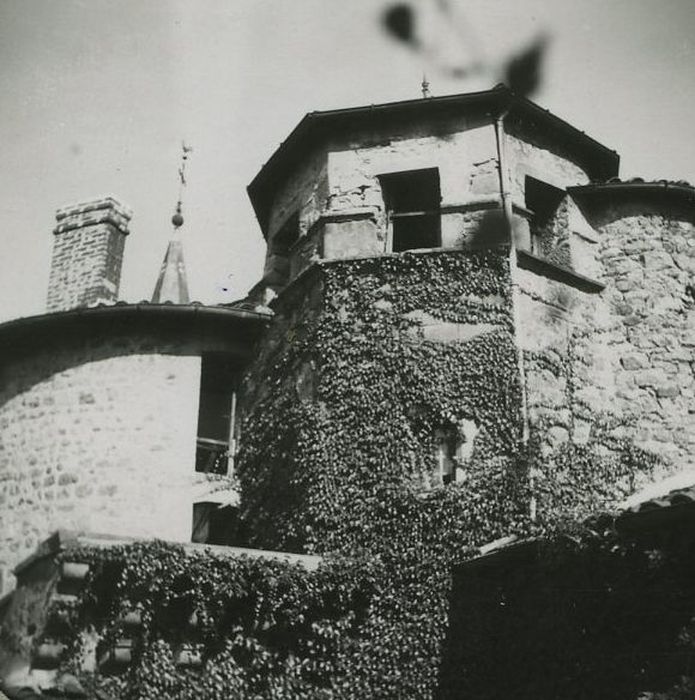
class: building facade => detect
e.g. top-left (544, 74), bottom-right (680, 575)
top-left (1, 85), bottom-right (695, 693)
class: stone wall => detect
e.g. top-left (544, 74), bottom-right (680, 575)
top-left (505, 133), bottom-right (599, 276)
top-left (506, 132), bottom-right (590, 197)
top-left (0, 333), bottom-right (201, 594)
top-left (256, 116), bottom-right (606, 300)
top-left (593, 198), bottom-right (695, 468)
top-left (322, 120), bottom-right (506, 256)
top-left (256, 115), bottom-right (504, 296)
top-left (517, 267), bottom-right (612, 451)
top-left (46, 198), bottom-right (131, 313)
top-left (517, 193), bottom-right (695, 493)
top-left (261, 148), bottom-right (329, 290)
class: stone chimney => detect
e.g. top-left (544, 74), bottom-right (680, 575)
top-left (46, 197), bottom-right (132, 313)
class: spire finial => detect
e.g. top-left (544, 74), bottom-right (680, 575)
top-left (172, 142), bottom-right (193, 229)
top-left (421, 73), bottom-right (430, 98)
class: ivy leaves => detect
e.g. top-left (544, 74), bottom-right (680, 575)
top-left (54, 250), bottom-right (661, 699)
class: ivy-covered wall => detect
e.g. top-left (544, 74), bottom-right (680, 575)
top-left (238, 249), bottom-right (522, 555)
top-left (3, 249), bottom-right (663, 699)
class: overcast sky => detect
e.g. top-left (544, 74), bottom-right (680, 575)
top-left (1, 0), bottom-right (694, 322)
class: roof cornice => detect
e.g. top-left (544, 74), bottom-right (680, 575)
top-left (0, 302), bottom-right (270, 356)
top-left (248, 85), bottom-right (620, 237)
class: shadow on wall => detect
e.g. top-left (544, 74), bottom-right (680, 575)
top-left (0, 332), bottom-right (190, 410)
top-left (467, 208), bottom-right (508, 249)
top-left (437, 525), bottom-right (695, 700)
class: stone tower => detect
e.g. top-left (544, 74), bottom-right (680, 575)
top-left (238, 85), bottom-right (695, 555)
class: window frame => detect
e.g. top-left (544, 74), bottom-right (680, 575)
top-left (195, 354), bottom-right (239, 476)
top-left (379, 168), bottom-right (442, 253)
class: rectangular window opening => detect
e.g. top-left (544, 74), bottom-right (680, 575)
top-left (195, 354), bottom-right (239, 475)
top-left (272, 212), bottom-right (299, 255)
top-left (524, 176), bottom-right (566, 257)
top-left (267, 212), bottom-right (299, 288)
top-left (434, 427), bottom-right (458, 486)
top-left (380, 168), bottom-right (441, 252)
top-left (191, 502), bottom-right (239, 545)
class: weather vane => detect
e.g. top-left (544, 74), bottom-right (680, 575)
top-left (421, 73), bottom-right (431, 98)
top-left (172, 141), bottom-right (193, 230)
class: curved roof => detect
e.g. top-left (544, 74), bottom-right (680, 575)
top-left (0, 302), bottom-right (270, 360)
top-left (569, 179), bottom-right (695, 208)
top-left (248, 85), bottom-right (620, 237)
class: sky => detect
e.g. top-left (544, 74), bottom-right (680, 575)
top-left (1, 0), bottom-right (695, 322)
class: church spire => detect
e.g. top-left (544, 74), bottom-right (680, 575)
top-left (151, 143), bottom-right (193, 304)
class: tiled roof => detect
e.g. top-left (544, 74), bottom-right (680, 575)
top-left (470, 482), bottom-right (695, 567)
top-left (621, 484), bottom-right (695, 515)
top-left (569, 178), bottom-right (695, 204)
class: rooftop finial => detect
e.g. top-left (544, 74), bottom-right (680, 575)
top-left (172, 142), bottom-right (193, 229)
top-left (421, 73), bottom-right (431, 99)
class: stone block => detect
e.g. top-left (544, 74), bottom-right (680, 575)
top-left (642, 250), bottom-right (673, 271)
top-left (620, 354), bottom-right (649, 371)
top-left (547, 426), bottom-right (569, 448)
top-left (403, 311), bottom-right (502, 344)
top-left (322, 218), bottom-right (380, 259)
top-left (526, 370), bottom-right (566, 408)
top-left (470, 173), bottom-right (499, 195)
top-left (633, 368), bottom-right (668, 388)
top-left (373, 298), bottom-right (393, 312)
top-left (572, 419), bottom-right (592, 445)
top-left (656, 384), bottom-right (680, 399)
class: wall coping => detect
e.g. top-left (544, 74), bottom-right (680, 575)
top-left (0, 302), bottom-right (270, 351)
top-left (516, 249), bottom-right (605, 293)
top-left (270, 246), bottom-right (514, 313)
top-left (14, 530), bottom-right (323, 578)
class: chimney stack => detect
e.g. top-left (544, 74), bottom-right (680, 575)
top-left (46, 197), bottom-right (132, 313)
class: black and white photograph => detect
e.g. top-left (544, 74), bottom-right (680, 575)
top-left (1, 1), bottom-right (695, 697)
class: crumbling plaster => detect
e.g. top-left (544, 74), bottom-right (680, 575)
top-left (261, 118), bottom-right (606, 296)
top-left (260, 119), bottom-right (505, 288)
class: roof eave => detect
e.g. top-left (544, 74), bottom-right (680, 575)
top-left (570, 182), bottom-right (695, 203)
top-left (248, 86), bottom-right (619, 239)
top-left (0, 303), bottom-right (270, 354)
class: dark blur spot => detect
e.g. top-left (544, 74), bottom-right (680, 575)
top-left (69, 142), bottom-right (82, 156)
top-left (382, 3), bottom-right (418, 47)
top-left (503, 34), bottom-right (549, 97)
top-left (448, 62), bottom-right (485, 79)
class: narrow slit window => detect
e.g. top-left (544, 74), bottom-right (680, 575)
top-left (273, 212), bottom-right (299, 255)
top-left (380, 168), bottom-right (441, 252)
top-left (267, 212), bottom-right (299, 288)
top-left (434, 427), bottom-right (458, 486)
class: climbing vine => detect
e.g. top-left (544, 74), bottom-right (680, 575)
top-left (50, 542), bottom-right (378, 699)
top-left (46, 251), bottom-right (661, 698)
top-left (234, 250), bottom-right (658, 696)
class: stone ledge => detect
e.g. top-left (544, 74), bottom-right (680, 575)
top-left (516, 249), bottom-right (605, 293)
top-left (13, 530), bottom-right (323, 578)
top-left (53, 213), bottom-right (131, 236)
